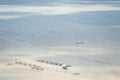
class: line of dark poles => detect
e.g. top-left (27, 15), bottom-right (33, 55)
top-left (7, 62), bottom-right (44, 71)
top-left (7, 60), bottom-right (71, 70)
top-left (37, 60), bottom-right (71, 69)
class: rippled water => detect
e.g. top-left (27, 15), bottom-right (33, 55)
top-left (0, 1), bottom-right (120, 80)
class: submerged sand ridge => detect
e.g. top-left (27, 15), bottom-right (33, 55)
top-left (0, 49), bottom-right (120, 80)
top-left (1, 59), bottom-right (81, 80)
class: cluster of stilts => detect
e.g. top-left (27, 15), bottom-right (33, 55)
top-left (7, 62), bottom-right (44, 71)
top-left (7, 60), bottom-right (71, 70)
top-left (37, 60), bottom-right (71, 69)
top-left (6, 61), bottom-right (80, 76)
